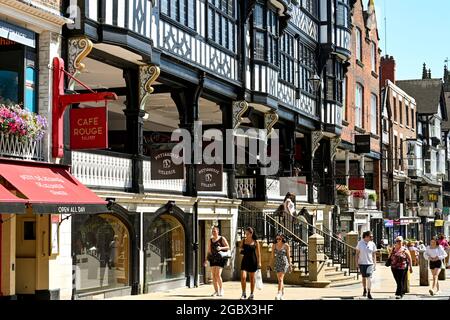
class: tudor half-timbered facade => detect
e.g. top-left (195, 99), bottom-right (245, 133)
top-left (57, 0), bottom-right (355, 298)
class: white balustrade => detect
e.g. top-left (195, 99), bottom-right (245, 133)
top-left (71, 151), bottom-right (132, 189)
top-left (143, 160), bottom-right (185, 193)
top-left (0, 133), bottom-right (43, 160)
top-left (235, 178), bottom-right (256, 198)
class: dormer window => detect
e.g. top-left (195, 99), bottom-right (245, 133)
top-left (253, 2), bottom-right (279, 65)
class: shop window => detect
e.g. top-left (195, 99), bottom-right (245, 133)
top-left (145, 214), bottom-right (185, 282)
top-left (72, 214), bottom-right (130, 293)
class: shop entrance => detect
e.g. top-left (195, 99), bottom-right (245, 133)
top-left (15, 214), bottom-right (37, 294)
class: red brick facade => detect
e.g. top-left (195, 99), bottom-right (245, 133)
top-left (341, 0), bottom-right (381, 195)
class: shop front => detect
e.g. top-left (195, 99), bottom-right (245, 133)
top-left (0, 159), bottom-right (109, 299)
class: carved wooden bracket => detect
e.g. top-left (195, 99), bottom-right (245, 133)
top-left (232, 100), bottom-right (249, 129)
top-left (330, 137), bottom-right (342, 160)
top-left (311, 130), bottom-right (324, 157)
top-left (67, 36), bottom-right (93, 90)
top-left (264, 111), bottom-right (279, 136)
top-left (139, 64), bottom-right (161, 110)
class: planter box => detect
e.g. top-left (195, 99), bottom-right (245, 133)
top-left (0, 133), bottom-right (43, 160)
top-left (367, 199), bottom-right (377, 209)
top-left (353, 197), bottom-right (365, 209)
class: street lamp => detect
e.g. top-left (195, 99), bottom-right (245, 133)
top-left (308, 72), bottom-right (322, 93)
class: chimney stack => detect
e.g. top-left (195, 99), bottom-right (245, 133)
top-left (422, 63), bottom-right (428, 79)
top-left (380, 55), bottom-right (396, 86)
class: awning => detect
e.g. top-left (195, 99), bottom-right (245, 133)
top-left (0, 183), bottom-right (26, 214)
top-left (0, 161), bottom-right (108, 214)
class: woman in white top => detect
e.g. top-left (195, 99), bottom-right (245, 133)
top-left (423, 237), bottom-right (448, 295)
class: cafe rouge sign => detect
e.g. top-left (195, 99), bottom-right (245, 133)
top-left (70, 107), bottom-right (108, 150)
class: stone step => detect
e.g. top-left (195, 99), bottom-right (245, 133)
top-left (325, 275), bottom-right (356, 282)
top-left (324, 266), bottom-right (339, 272)
top-left (329, 279), bottom-right (360, 287)
top-left (325, 271), bottom-right (346, 278)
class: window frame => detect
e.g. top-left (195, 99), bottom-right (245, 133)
top-left (280, 32), bottom-right (295, 84)
top-left (370, 93), bottom-right (377, 135)
top-left (253, 2), bottom-right (279, 66)
top-left (298, 42), bottom-right (316, 97)
top-left (371, 41), bottom-right (377, 73)
top-left (160, 0), bottom-right (196, 30)
top-left (355, 83), bottom-right (364, 128)
top-left (207, 0), bottom-right (236, 53)
top-left (355, 27), bottom-right (362, 62)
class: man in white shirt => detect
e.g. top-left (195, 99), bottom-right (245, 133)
top-left (355, 231), bottom-right (377, 299)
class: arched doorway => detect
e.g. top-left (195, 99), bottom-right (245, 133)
top-left (145, 214), bottom-right (185, 282)
top-left (143, 203), bottom-right (193, 292)
top-left (72, 214), bottom-right (131, 295)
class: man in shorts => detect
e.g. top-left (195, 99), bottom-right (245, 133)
top-left (355, 230), bottom-right (377, 299)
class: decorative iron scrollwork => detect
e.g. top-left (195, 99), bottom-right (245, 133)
top-left (311, 130), bottom-right (324, 157)
top-left (67, 36), bottom-right (93, 90)
top-left (139, 64), bottom-right (161, 110)
top-left (264, 111), bottom-right (279, 136)
top-left (232, 101), bottom-right (249, 129)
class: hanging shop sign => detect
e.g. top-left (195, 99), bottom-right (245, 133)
top-left (384, 202), bottom-right (401, 220)
top-left (355, 135), bottom-right (371, 154)
top-left (384, 220), bottom-right (394, 227)
top-left (0, 20), bottom-right (35, 48)
top-left (70, 107), bottom-right (108, 150)
top-left (196, 164), bottom-right (223, 191)
top-left (150, 149), bottom-right (184, 180)
top-left (348, 177), bottom-right (365, 190)
top-left (428, 192), bottom-right (439, 202)
top-left (339, 212), bottom-right (353, 221)
top-left (279, 176), bottom-right (307, 196)
top-left (435, 219), bottom-right (444, 227)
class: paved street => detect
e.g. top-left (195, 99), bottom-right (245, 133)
top-left (109, 264), bottom-right (450, 300)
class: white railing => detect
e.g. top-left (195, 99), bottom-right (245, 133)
top-left (266, 178), bottom-right (284, 200)
top-left (71, 151), bottom-right (133, 189)
top-left (143, 160), bottom-right (185, 193)
top-left (235, 178), bottom-right (256, 198)
top-left (0, 133), bottom-right (43, 160)
top-left (198, 173), bottom-right (228, 197)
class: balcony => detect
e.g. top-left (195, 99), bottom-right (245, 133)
top-left (0, 133), bottom-right (44, 161)
top-left (71, 151), bottom-right (132, 190)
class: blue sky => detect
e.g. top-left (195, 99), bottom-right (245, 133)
top-left (373, 0), bottom-right (450, 80)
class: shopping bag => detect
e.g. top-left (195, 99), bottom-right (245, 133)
top-left (256, 269), bottom-right (263, 290)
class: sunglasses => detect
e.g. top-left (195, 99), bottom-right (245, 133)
top-left (276, 238), bottom-right (282, 241)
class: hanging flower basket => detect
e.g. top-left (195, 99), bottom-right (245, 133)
top-left (352, 190), bottom-right (367, 209)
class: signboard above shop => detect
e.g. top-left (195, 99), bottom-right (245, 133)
top-left (150, 149), bottom-right (184, 180)
top-left (0, 20), bottom-right (35, 48)
top-left (355, 135), bottom-right (371, 154)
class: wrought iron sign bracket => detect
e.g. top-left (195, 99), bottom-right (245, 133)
top-left (52, 57), bottom-right (118, 158)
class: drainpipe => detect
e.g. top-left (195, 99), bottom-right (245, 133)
top-left (193, 200), bottom-right (199, 287)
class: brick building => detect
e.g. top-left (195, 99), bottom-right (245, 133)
top-left (380, 56), bottom-right (419, 243)
top-left (334, 0), bottom-right (383, 242)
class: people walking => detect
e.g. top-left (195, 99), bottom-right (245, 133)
top-left (240, 227), bottom-right (261, 300)
top-left (205, 226), bottom-right (229, 297)
top-left (387, 236), bottom-right (413, 299)
top-left (423, 237), bottom-right (448, 296)
top-left (355, 231), bottom-right (377, 299)
top-left (269, 233), bottom-right (292, 300)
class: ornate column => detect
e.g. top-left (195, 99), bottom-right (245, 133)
top-left (123, 64), bottom-right (160, 194)
top-left (309, 130), bottom-right (324, 203)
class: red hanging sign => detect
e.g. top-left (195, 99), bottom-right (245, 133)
top-left (70, 107), bottom-right (108, 150)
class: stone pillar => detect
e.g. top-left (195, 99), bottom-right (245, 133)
top-left (306, 234), bottom-right (330, 287)
top-left (359, 155), bottom-right (365, 178)
top-left (419, 251), bottom-right (429, 286)
top-left (346, 231), bottom-right (359, 271)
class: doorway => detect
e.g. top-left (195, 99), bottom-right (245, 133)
top-left (15, 214), bottom-right (37, 294)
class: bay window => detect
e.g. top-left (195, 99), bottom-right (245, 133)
top-left (299, 43), bottom-right (315, 95)
top-left (280, 33), bottom-right (295, 83)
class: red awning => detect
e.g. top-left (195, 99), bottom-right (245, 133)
top-left (0, 183), bottom-right (26, 214)
top-left (0, 161), bottom-right (108, 214)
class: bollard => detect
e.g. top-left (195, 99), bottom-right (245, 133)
top-left (419, 251), bottom-right (429, 286)
top-left (438, 264), bottom-right (446, 280)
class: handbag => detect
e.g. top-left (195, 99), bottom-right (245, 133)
top-left (441, 260), bottom-right (446, 270)
top-left (219, 250), bottom-right (231, 259)
top-left (255, 269), bottom-right (263, 290)
top-left (385, 252), bottom-right (392, 267)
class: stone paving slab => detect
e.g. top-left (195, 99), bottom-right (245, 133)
top-left (108, 264), bottom-right (450, 300)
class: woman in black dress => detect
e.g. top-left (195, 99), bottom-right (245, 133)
top-left (205, 226), bottom-right (229, 297)
top-left (240, 227), bottom-right (261, 300)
